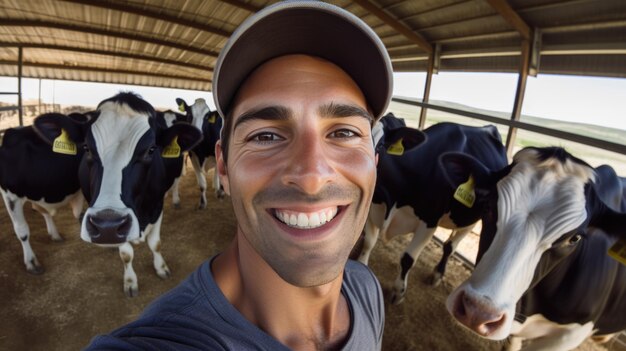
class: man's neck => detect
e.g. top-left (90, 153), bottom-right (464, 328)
top-left (212, 234), bottom-right (351, 351)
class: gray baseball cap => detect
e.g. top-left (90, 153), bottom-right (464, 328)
top-left (212, 0), bottom-right (393, 121)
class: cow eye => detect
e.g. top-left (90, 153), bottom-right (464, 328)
top-left (148, 146), bottom-right (157, 155)
top-left (82, 144), bottom-right (90, 153)
top-left (568, 234), bottom-right (582, 245)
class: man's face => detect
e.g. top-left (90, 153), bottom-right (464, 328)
top-left (216, 55), bottom-right (377, 287)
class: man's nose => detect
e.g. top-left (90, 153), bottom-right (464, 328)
top-left (281, 133), bottom-right (335, 194)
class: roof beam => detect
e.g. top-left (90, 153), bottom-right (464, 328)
top-left (518, 0), bottom-right (597, 13)
top-left (352, 0), bottom-right (433, 54)
top-left (2, 19), bottom-right (220, 58)
top-left (218, 0), bottom-right (261, 12)
top-left (484, 0), bottom-right (531, 40)
top-left (542, 19), bottom-right (626, 33)
top-left (0, 42), bottom-right (213, 72)
top-left (435, 30), bottom-right (519, 44)
top-left (390, 0), bottom-right (467, 23)
top-left (0, 60), bottom-right (212, 83)
top-left (60, 0), bottom-right (231, 37)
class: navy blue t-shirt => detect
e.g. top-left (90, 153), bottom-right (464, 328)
top-left (85, 258), bottom-right (384, 350)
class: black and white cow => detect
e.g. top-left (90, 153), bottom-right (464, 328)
top-left (175, 98), bottom-right (223, 208)
top-left (155, 110), bottom-right (189, 209)
top-left (359, 117), bottom-right (508, 304)
top-left (443, 147), bottom-right (626, 350)
top-left (34, 92), bottom-right (202, 296)
top-left (0, 113), bottom-right (86, 274)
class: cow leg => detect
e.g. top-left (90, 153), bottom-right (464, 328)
top-left (428, 224), bottom-right (474, 286)
top-left (190, 152), bottom-right (207, 209)
top-left (1, 192), bottom-right (43, 274)
top-left (170, 176), bottom-right (182, 209)
top-left (68, 191), bottom-right (84, 220)
top-left (358, 217), bottom-right (379, 266)
top-left (118, 243), bottom-right (138, 297)
top-left (146, 212), bottom-right (170, 279)
top-left (31, 203), bottom-right (63, 242)
top-left (41, 213), bottom-right (63, 242)
top-left (510, 315), bottom-right (594, 351)
top-left (390, 223), bottom-right (436, 305)
top-left (209, 156), bottom-right (225, 199)
top-left (358, 203), bottom-right (387, 265)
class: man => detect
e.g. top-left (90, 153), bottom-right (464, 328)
top-left (86, 1), bottom-right (393, 350)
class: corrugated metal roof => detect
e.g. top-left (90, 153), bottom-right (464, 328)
top-left (1, 0), bottom-right (625, 92)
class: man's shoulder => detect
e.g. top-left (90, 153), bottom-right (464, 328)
top-left (344, 260), bottom-right (379, 287)
top-left (342, 259), bottom-right (383, 309)
top-left (140, 260), bottom-right (212, 318)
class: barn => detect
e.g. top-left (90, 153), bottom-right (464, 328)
top-left (1, 1), bottom-right (625, 350)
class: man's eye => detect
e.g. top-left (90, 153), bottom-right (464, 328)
top-left (329, 129), bottom-right (358, 138)
top-left (250, 132), bottom-right (283, 143)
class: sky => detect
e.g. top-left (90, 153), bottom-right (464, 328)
top-left (1, 72), bottom-right (625, 131)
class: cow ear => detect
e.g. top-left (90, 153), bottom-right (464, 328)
top-left (67, 112), bottom-right (89, 123)
top-left (439, 152), bottom-right (493, 189)
top-left (380, 127), bottom-right (426, 155)
top-left (175, 98), bottom-right (188, 114)
top-left (33, 113), bottom-right (85, 145)
top-left (158, 123), bottom-right (203, 153)
top-left (587, 185), bottom-right (626, 240)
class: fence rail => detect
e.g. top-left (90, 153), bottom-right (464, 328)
top-left (392, 97), bottom-right (626, 155)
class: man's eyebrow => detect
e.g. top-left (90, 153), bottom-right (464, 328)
top-left (233, 106), bottom-right (292, 130)
top-left (318, 103), bottom-right (373, 123)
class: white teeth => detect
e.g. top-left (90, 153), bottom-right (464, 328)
top-left (297, 213), bottom-right (308, 227)
top-left (289, 214), bottom-right (297, 226)
top-left (309, 213), bottom-right (320, 227)
top-left (275, 207), bottom-right (339, 229)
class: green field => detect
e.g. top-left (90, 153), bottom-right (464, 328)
top-left (386, 98), bottom-right (626, 176)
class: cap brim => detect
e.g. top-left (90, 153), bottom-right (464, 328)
top-left (213, 1), bottom-right (392, 120)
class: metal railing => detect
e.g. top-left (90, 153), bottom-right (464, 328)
top-left (392, 97), bottom-right (626, 155)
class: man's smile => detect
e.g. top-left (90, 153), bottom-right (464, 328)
top-left (273, 206), bottom-right (342, 229)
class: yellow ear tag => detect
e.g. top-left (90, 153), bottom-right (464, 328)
top-left (207, 114), bottom-right (216, 124)
top-left (387, 138), bottom-right (405, 156)
top-left (454, 175), bottom-right (476, 208)
top-left (178, 102), bottom-right (185, 113)
top-left (608, 239), bottom-right (626, 266)
top-left (162, 136), bottom-right (181, 158)
top-left (52, 128), bottom-right (77, 155)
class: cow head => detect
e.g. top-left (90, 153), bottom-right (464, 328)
top-left (440, 147), bottom-right (626, 339)
top-left (35, 92), bottom-right (201, 246)
top-left (156, 110), bottom-right (188, 129)
top-left (176, 97), bottom-right (222, 155)
top-left (372, 113), bottom-right (426, 156)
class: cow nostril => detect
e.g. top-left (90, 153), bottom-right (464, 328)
top-left (481, 314), bottom-right (506, 335)
top-left (453, 290), bottom-right (506, 337)
top-left (454, 291), bottom-right (468, 318)
top-left (116, 215), bottom-right (132, 238)
top-left (85, 215), bottom-right (101, 238)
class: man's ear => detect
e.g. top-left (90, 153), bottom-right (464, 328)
top-left (215, 140), bottom-right (230, 196)
top-left (33, 113), bottom-right (86, 145)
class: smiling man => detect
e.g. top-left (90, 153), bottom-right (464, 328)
top-left (86, 1), bottom-right (393, 350)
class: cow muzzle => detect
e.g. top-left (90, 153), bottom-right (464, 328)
top-left (448, 290), bottom-right (507, 339)
top-left (84, 209), bottom-right (133, 244)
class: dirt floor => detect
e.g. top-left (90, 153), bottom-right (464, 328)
top-left (0, 162), bottom-right (610, 351)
